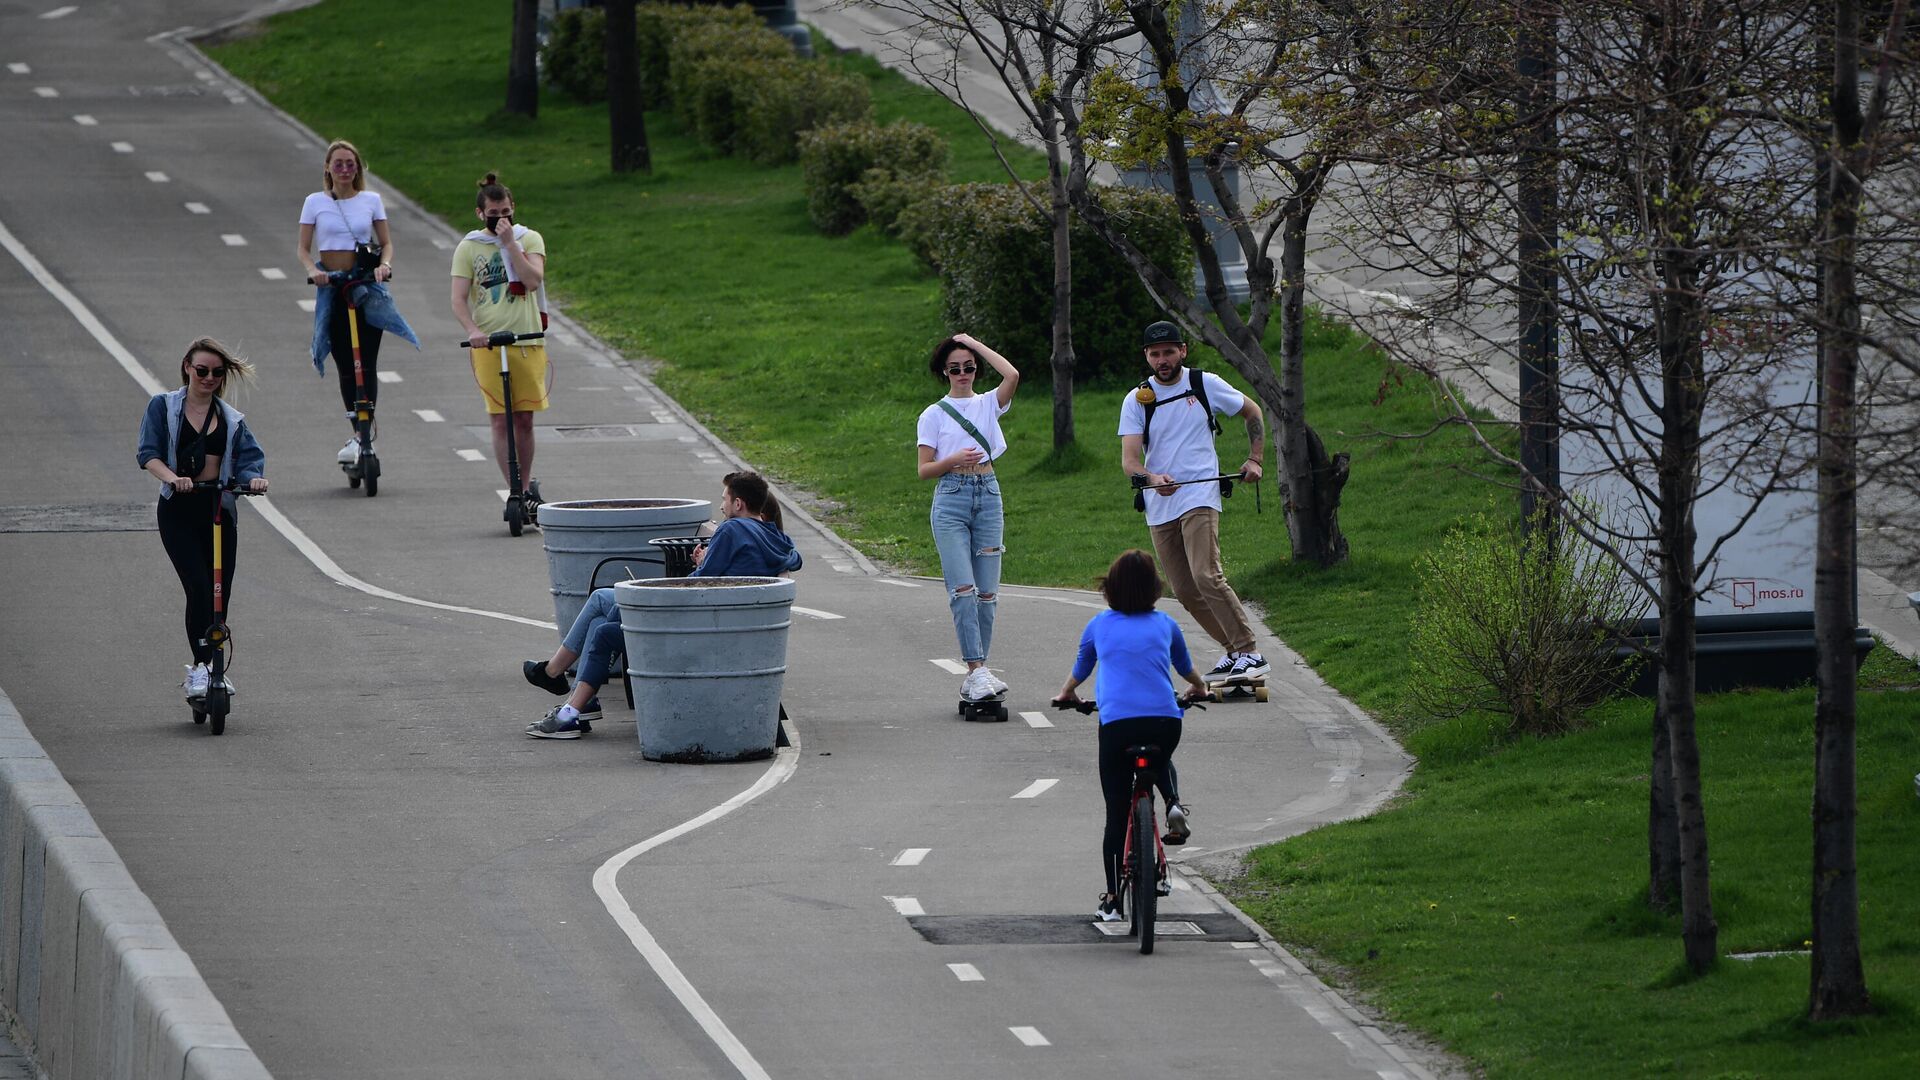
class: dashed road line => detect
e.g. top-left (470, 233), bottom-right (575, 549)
top-left (457, 449), bottom-right (486, 462)
top-left (875, 578), bottom-right (922, 588)
top-left (7, 64), bottom-right (29, 75)
top-left (1011, 778), bottom-right (1059, 800)
top-left (41, 6), bottom-right (79, 19)
top-left (144, 170), bottom-right (169, 182)
top-left (110, 141), bottom-right (132, 153)
top-left (929, 658), bottom-right (968, 674)
top-left (885, 895), bottom-right (925, 917)
top-left (376, 371), bottom-right (402, 383)
top-left (889, 848), bottom-right (930, 867)
top-left (72, 114), bottom-right (95, 126)
top-left (790, 606), bottom-right (842, 621)
top-left (296, 298), bottom-right (315, 313)
top-left (1010, 1027), bottom-right (1051, 1047)
top-left (413, 408), bottom-right (444, 422)
top-left (33, 86), bottom-right (57, 98)
top-left (1020, 710), bottom-right (1054, 729)
top-left (220, 233), bottom-right (247, 246)
top-left (258, 267), bottom-right (285, 280)
top-left (947, 963), bottom-right (984, 982)
top-left (184, 201), bottom-right (209, 214)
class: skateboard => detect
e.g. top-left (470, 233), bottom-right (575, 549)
top-left (958, 692), bottom-right (1009, 722)
top-left (1205, 674), bottom-right (1268, 703)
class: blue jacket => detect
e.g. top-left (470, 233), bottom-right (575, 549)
top-left (310, 278), bottom-right (420, 373)
top-left (136, 389), bottom-right (266, 512)
top-left (688, 517), bottom-right (803, 577)
top-left (1071, 609), bottom-right (1194, 723)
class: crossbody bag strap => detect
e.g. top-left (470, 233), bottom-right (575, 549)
top-left (937, 400), bottom-right (993, 460)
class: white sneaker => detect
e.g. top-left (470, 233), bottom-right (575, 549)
top-left (337, 437), bottom-right (360, 465)
top-left (982, 669), bottom-right (1009, 695)
top-left (216, 674), bottom-right (237, 696)
top-left (960, 668), bottom-right (997, 701)
top-left (183, 663), bottom-right (209, 701)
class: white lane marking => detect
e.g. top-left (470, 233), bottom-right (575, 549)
top-left (929, 658), bottom-right (968, 675)
top-left (430, 236), bottom-right (451, 250)
top-left (790, 606), bottom-right (842, 621)
top-left (33, 86), bottom-right (58, 98)
top-left (258, 267), bottom-right (285, 280)
top-left (496, 489), bottom-right (511, 501)
top-left (948, 963), bottom-right (984, 982)
top-left (376, 370), bottom-right (402, 383)
top-left (890, 848), bottom-right (930, 867)
top-left (1020, 710), bottom-right (1054, 729)
top-left (220, 233), bottom-right (246, 246)
top-left (886, 895), bottom-right (925, 917)
top-left (144, 171), bottom-right (169, 182)
top-left (184, 201), bottom-right (209, 214)
top-left (41, 6), bottom-right (79, 18)
top-left (413, 408), bottom-right (444, 422)
top-left (0, 215), bottom-right (555, 633)
top-left (193, 68), bottom-right (214, 82)
top-left (1011, 779), bottom-right (1059, 800)
top-left (593, 732), bottom-right (799, 1080)
top-left (457, 449), bottom-right (486, 462)
top-left (875, 578), bottom-right (922, 588)
top-left (296, 298), bottom-right (315, 313)
top-left (72, 114), bottom-right (96, 126)
top-left (1010, 1027), bottom-right (1051, 1047)
top-left (7, 64), bottom-right (28, 75)
top-left (110, 141), bottom-right (132, 153)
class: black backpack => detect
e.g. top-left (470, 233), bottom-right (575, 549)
top-left (1133, 369), bottom-right (1228, 512)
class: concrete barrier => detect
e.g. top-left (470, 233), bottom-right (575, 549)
top-left (0, 688), bottom-right (271, 1079)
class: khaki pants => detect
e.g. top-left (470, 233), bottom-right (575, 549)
top-left (1149, 508), bottom-right (1256, 654)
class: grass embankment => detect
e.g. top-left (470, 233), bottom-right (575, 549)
top-left (210, 3), bottom-right (1920, 1075)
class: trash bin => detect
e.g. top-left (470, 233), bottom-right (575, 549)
top-left (539, 499), bottom-right (711, 633)
top-left (648, 536), bottom-right (706, 579)
top-left (616, 576), bottom-right (795, 763)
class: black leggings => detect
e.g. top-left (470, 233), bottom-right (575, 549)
top-left (1098, 715), bottom-right (1182, 896)
top-left (328, 293), bottom-right (383, 415)
top-left (157, 491), bottom-right (237, 665)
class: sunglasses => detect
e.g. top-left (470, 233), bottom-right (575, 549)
top-left (191, 365), bottom-right (228, 380)
top-left (945, 365), bottom-right (977, 375)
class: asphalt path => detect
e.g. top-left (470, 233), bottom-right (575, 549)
top-left (0, 3), bottom-right (1433, 1078)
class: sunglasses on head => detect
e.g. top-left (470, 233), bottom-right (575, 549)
top-left (192, 365), bottom-right (228, 380)
top-left (946, 364), bottom-right (977, 375)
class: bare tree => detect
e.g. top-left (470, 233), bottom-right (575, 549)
top-left (607, 0), bottom-right (652, 174)
top-left (506, 0), bottom-right (541, 118)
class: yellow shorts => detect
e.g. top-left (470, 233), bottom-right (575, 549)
top-left (470, 343), bottom-right (552, 415)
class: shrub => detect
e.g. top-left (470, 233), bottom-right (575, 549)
top-left (1407, 507), bottom-right (1649, 737)
top-left (895, 182), bottom-right (1193, 384)
top-left (668, 22), bottom-right (795, 153)
top-left (852, 169), bottom-right (947, 237)
top-left (736, 62), bottom-right (872, 165)
top-left (636, 2), bottom-right (762, 109)
top-left (799, 120), bottom-right (948, 234)
top-left (540, 6), bottom-right (607, 103)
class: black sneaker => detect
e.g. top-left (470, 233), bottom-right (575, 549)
top-left (578, 696), bottom-right (603, 722)
top-left (523, 660), bottom-right (570, 696)
top-left (1095, 894), bottom-right (1122, 923)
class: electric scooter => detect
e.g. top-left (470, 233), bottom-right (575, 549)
top-left (460, 330), bottom-right (545, 536)
top-left (189, 478), bottom-right (261, 736)
top-left (329, 268), bottom-right (383, 496)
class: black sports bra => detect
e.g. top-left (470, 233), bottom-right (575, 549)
top-left (174, 408), bottom-right (226, 476)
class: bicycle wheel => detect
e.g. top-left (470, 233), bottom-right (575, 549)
top-left (1132, 794), bottom-right (1157, 954)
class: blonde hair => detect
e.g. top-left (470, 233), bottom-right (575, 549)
top-left (178, 337), bottom-right (255, 399)
top-left (322, 139), bottom-right (367, 195)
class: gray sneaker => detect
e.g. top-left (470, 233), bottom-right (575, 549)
top-left (527, 705), bottom-right (583, 740)
top-left (1163, 803), bottom-right (1191, 845)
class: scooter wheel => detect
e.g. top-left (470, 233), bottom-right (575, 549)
top-left (348, 474), bottom-right (360, 489)
top-left (364, 461), bottom-right (378, 498)
top-left (192, 708), bottom-right (206, 725)
top-left (505, 498), bottom-right (525, 537)
top-left (209, 711), bottom-right (225, 736)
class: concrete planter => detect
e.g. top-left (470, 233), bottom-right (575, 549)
top-left (616, 576), bottom-right (795, 763)
top-left (538, 498), bottom-right (711, 633)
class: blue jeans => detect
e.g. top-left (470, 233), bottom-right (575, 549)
top-left (565, 588), bottom-right (624, 688)
top-left (930, 473), bottom-right (1003, 664)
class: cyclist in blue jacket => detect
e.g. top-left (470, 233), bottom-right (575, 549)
top-left (1053, 549), bottom-right (1208, 922)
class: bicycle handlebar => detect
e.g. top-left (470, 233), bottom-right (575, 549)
top-left (459, 331), bottom-right (546, 348)
top-left (1050, 693), bottom-right (1207, 714)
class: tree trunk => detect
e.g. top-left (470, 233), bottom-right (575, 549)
top-left (1807, 0), bottom-right (1881, 1020)
top-left (1044, 105), bottom-right (1075, 452)
top-left (1516, 0), bottom-right (1560, 530)
top-left (1277, 211), bottom-right (1350, 566)
top-left (606, 0), bottom-right (651, 174)
top-left (1648, 698), bottom-right (1682, 912)
top-left (505, 0), bottom-right (540, 118)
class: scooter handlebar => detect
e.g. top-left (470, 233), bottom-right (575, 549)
top-left (459, 331), bottom-right (546, 348)
top-left (190, 480), bottom-right (263, 495)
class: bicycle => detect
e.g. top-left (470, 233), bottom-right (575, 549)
top-left (326, 268), bottom-right (385, 497)
top-left (458, 330), bottom-right (545, 536)
top-left (189, 479), bottom-right (262, 736)
top-left (1053, 691), bottom-right (1205, 954)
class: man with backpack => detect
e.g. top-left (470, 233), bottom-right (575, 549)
top-left (1118, 320), bottom-right (1270, 683)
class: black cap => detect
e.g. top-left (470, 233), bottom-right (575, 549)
top-left (1141, 321), bottom-right (1183, 347)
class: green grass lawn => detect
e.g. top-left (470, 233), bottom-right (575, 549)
top-left (208, 2), bottom-right (1920, 1074)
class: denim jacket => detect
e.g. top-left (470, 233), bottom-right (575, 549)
top-left (310, 277), bottom-right (421, 373)
top-left (136, 389), bottom-right (266, 510)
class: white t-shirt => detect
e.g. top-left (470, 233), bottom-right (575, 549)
top-left (1117, 369), bottom-right (1245, 527)
top-left (299, 191), bottom-right (387, 252)
top-left (917, 393), bottom-right (1010, 464)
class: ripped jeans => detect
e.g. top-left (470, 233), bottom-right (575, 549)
top-left (931, 473), bottom-right (1003, 664)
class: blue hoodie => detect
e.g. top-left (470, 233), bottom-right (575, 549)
top-left (688, 516), bottom-right (802, 577)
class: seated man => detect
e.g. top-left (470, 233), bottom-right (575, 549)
top-left (520, 470), bottom-right (801, 740)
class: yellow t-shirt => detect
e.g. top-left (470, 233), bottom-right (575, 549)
top-left (452, 229), bottom-right (547, 336)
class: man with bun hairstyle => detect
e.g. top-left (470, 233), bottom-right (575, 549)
top-left (452, 171), bottom-right (550, 509)
top-left (1118, 320), bottom-right (1270, 683)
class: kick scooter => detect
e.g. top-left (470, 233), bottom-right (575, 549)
top-left (460, 330), bottom-right (545, 536)
top-left (329, 268), bottom-right (383, 496)
top-left (189, 478), bottom-right (261, 736)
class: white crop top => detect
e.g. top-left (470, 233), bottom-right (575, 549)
top-left (299, 191), bottom-right (387, 252)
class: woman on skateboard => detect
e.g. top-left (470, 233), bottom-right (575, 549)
top-left (915, 333), bottom-right (1019, 705)
top-left (135, 339), bottom-right (269, 700)
top-left (1052, 549), bottom-right (1208, 922)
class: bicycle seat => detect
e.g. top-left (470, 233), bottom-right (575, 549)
top-left (1124, 744), bottom-right (1163, 762)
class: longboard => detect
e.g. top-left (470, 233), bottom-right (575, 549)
top-left (1204, 674), bottom-right (1268, 703)
top-left (958, 692), bottom-right (1009, 722)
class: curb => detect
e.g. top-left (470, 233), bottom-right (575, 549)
top-left (0, 687), bottom-right (269, 1080)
